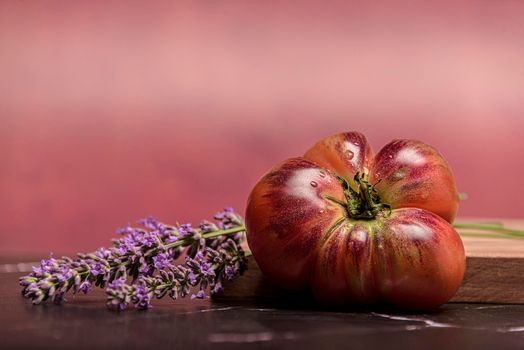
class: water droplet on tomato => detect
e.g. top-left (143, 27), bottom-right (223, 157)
top-left (393, 169), bottom-right (406, 180)
top-left (319, 170), bottom-right (326, 178)
top-left (310, 181), bottom-right (318, 188)
top-left (344, 150), bottom-right (354, 160)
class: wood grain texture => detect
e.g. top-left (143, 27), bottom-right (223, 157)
top-left (221, 219), bottom-right (524, 304)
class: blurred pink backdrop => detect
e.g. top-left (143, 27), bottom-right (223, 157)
top-left (1, 0), bottom-right (523, 253)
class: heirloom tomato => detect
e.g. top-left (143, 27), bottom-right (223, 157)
top-left (246, 132), bottom-right (465, 310)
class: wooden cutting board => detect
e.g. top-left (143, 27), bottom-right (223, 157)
top-left (452, 219), bottom-right (524, 303)
top-left (220, 219), bottom-right (524, 304)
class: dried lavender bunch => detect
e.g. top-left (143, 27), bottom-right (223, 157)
top-left (20, 208), bottom-right (248, 311)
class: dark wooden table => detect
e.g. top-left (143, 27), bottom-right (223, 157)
top-left (2, 255), bottom-right (524, 350)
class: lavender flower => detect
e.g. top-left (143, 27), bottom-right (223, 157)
top-left (212, 281), bottom-right (223, 295)
top-left (20, 208), bottom-right (248, 311)
top-left (152, 252), bottom-right (172, 270)
top-left (224, 265), bottom-right (237, 281)
top-left (178, 223), bottom-right (194, 237)
top-left (191, 290), bottom-right (207, 299)
top-left (106, 277), bottom-right (132, 311)
top-left (214, 207), bottom-right (243, 228)
top-left (138, 216), bottom-right (160, 230)
top-left (199, 220), bottom-right (219, 233)
top-left (90, 262), bottom-right (108, 277)
top-left (132, 280), bottom-right (153, 310)
top-left (77, 281), bottom-right (92, 294)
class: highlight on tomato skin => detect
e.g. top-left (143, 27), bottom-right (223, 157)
top-left (303, 131), bottom-right (374, 183)
top-left (246, 131), bottom-right (466, 310)
top-left (369, 139), bottom-right (459, 223)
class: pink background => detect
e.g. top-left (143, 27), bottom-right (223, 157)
top-left (1, 1), bottom-right (523, 253)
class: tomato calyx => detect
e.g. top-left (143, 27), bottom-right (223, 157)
top-left (330, 172), bottom-right (391, 220)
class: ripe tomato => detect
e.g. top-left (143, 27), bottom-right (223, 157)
top-left (246, 132), bottom-right (465, 310)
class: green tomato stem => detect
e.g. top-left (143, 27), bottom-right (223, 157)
top-left (453, 222), bottom-right (524, 238)
top-left (457, 232), bottom-right (523, 240)
top-left (335, 172), bottom-right (391, 220)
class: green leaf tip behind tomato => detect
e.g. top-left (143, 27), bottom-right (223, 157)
top-left (245, 131), bottom-right (465, 310)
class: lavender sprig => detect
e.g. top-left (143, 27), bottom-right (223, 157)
top-left (20, 208), bottom-right (248, 311)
